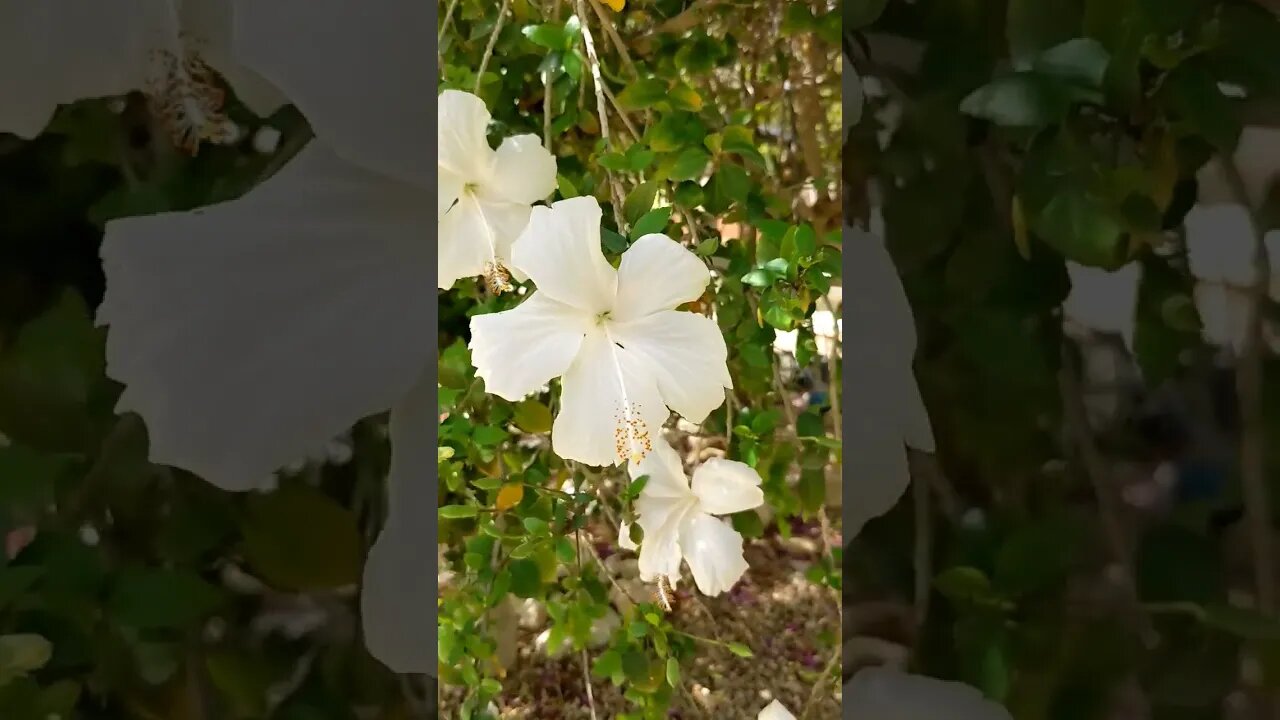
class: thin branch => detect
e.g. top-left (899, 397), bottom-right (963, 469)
top-left (1058, 341), bottom-right (1153, 640)
top-left (577, 0), bottom-right (629, 232)
top-left (1221, 155), bottom-right (1278, 616)
top-left (438, 0), bottom-right (463, 69)
top-left (475, 0), bottom-right (512, 94)
top-left (587, 0), bottom-right (640, 78)
top-left (798, 642), bottom-right (842, 720)
top-left (912, 459), bottom-right (931, 634)
top-left (580, 648), bottom-right (600, 720)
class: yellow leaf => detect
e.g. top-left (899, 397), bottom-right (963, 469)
top-left (495, 483), bottom-right (524, 512)
top-left (1011, 195), bottom-right (1030, 260)
top-left (603, 0), bottom-right (625, 11)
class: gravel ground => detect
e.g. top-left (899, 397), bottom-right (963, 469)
top-left (439, 521), bottom-right (842, 719)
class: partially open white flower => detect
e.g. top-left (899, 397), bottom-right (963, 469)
top-left (773, 308), bottom-right (842, 358)
top-left (1062, 261), bottom-right (1139, 352)
top-left (1183, 202), bottom-right (1280, 355)
top-left (438, 90), bottom-right (557, 293)
top-left (0, 0), bottom-right (284, 150)
top-left (470, 196), bottom-right (732, 467)
top-left (758, 699), bottom-right (795, 720)
top-left (846, 224), bottom-right (935, 537)
top-left (627, 440), bottom-right (762, 596)
top-left (845, 667), bottom-right (1012, 719)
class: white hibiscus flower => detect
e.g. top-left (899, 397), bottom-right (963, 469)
top-left (95, 0), bottom-right (446, 674)
top-left (437, 90), bottom-right (557, 292)
top-left (625, 440), bottom-right (762, 596)
top-left (846, 223), bottom-right (935, 537)
top-left (469, 196), bottom-right (733, 467)
top-left (0, 0), bottom-right (284, 150)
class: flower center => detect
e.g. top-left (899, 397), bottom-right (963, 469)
top-left (603, 328), bottom-right (653, 465)
top-left (144, 0), bottom-right (237, 155)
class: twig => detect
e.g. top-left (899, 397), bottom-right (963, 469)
top-left (575, 528), bottom-right (600, 720)
top-left (580, 648), bottom-right (600, 720)
top-left (587, 0), bottom-right (640, 77)
top-left (544, 0), bottom-right (563, 149)
top-left (577, 0), bottom-right (629, 232)
top-left (912, 460), bottom-right (931, 634)
top-left (475, 0), bottom-right (512, 94)
top-left (798, 642), bottom-right (842, 720)
top-left (1059, 341), bottom-right (1153, 640)
top-left (1221, 155), bottom-right (1278, 617)
top-left (439, 0), bottom-right (462, 43)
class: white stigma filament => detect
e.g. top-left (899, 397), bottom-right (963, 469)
top-left (604, 328), bottom-right (652, 465)
top-left (467, 193), bottom-right (514, 295)
top-left (145, 0), bottom-right (236, 155)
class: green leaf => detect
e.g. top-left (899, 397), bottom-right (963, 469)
top-left (669, 147), bottom-right (711, 182)
top-left (472, 425), bottom-right (508, 446)
top-left (631, 207), bottom-right (673, 239)
top-left (960, 74), bottom-right (1068, 128)
top-left (522, 23), bottom-right (570, 50)
top-left (726, 642), bottom-right (754, 658)
top-left (592, 649), bottom-right (622, 679)
top-left (597, 152), bottom-right (631, 172)
top-left (1033, 37), bottom-right (1110, 87)
top-left (602, 227), bottom-right (630, 254)
top-left (0, 289), bottom-right (103, 451)
top-left (712, 162), bottom-right (750, 205)
top-left (107, 568), bottom-right (226, 629)
top-left (440, 504), bottom-right (480, 519)
top-left (665, 657), bottom-right (681, 687)
top-left (513, 398), bottom-right (553, 434)
top-left (240, 483), bottom-right (363, 590)
top-left (1032, 188), bottom-right (1125, 267)
top-left (508, 558), bottom-right (543, 598)
top-left (935, 566), bottom-right (1002, 605)
top-left (616, 78), bottom-right (668, 111)
top-left (741, 269), bottom-right (775, 287)
top-left (0, 635), bottom-right (52, 677)
top-left (624, 180), bottom-right (660, 224)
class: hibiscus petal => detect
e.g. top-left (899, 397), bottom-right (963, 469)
top-left (439, 167), bottom-right (463, 221)
top-left (612, 233), bottom-right (710, 321)
top-left (628, 438), bottom-right (691, 498)
top-left (469, 292), bottom-right (591, 401)
top-left (844, 368), bottom-right (912, 538)
top-left (617, 521), bottom-right (638, 551)
top-left (610, 310), bottom-right (731, 423)
top-left (99, 143), bottom-right (433, 490)
top-left (362, 365), bottom-right (436, 674)
top-left (181, 0), bottom-right (288, 117)
top-left (636, 511), bottom-right (685, 583)
top-left (553, 329), bottom-right (668, 466)
top-left (232, 0), bottom-right (432, 186)
top-left (845, 667), bottom-right (1013, 720)
top-left (437, 89), bottom-right (496, 182)
top-left (438, 194), bottom-right (531, 290)
top-left (486, 134), bottom-right (557, 205)
top-left (758, 699), bottom-right (797, 720)
top-left (690, 458), bottom-right (763, 516)
top-left (510, 197), bottom-right (618, 314)
top-left (0, 0), bottom-right (158, 137)
top-left (677, 513), bottom-right (748, 596)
